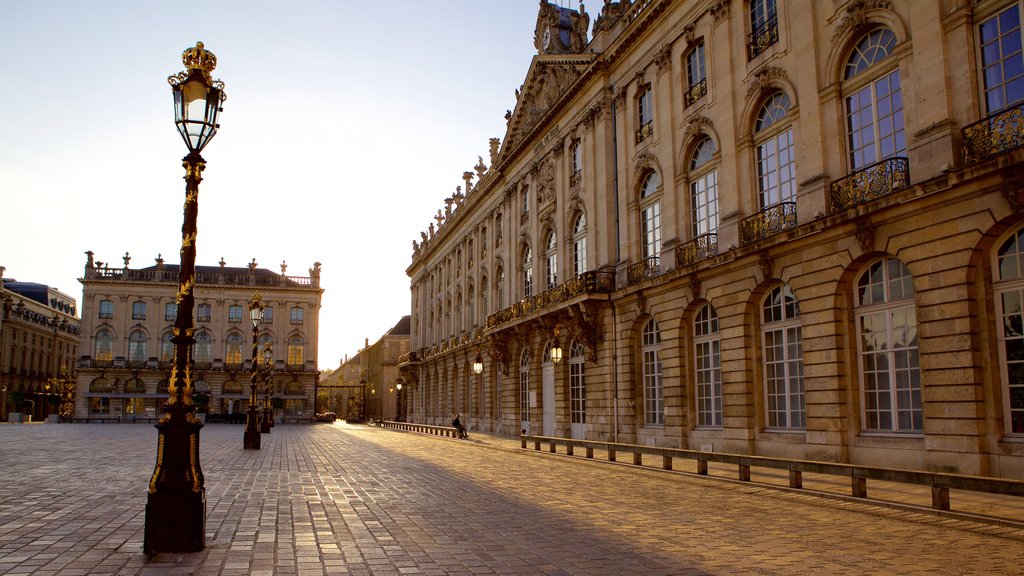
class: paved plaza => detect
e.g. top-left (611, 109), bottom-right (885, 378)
top-left (0, 423), bottom-right (1023, 575)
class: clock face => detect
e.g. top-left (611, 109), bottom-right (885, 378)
top-left (542, 27), bottom-right (551, 50)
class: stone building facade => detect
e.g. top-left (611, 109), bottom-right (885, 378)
top-left (74, 252), bottom-right (322, 421)
top-left (325, 316), bottom-right (412, 422)
top-left (400, 0), bottom-right (1024, 478)
top-left (0, 266), bottom-right (80, 422)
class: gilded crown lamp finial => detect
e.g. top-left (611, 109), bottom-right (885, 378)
top-left (182, 41), bottom-right (218, 78)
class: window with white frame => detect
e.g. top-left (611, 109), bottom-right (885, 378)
top-left (290, 306), bottom-right (304, 325)
top-left (258, 333), bottom-right (274, 360)
top-left (641, 318), bottom-right (664, 426)
top-left (132, 300), bottom-right (147, 320)
top-left (570, 140), bottom-right (583, 186)
top-left (225, 332), bottom-right (243, 365)
top-left (637, 84), bottom-right (654, 142)
top-left (979, 4), bottom-right (1024, 114)
top-left (755, 91), bottom-right (797, 209)
top-left (98, 300), bottom-right (114, 319)
top-left (844, 27), bottom-right (905, 170)
top-left (993, 226), bottom-right (1024, 435)
top-left (855, 256), bottom-right (921, 432)
top-left (545, 231), bottom-right (558, 289)
top-left (572, 213), bottom-right (587, 278)
top-left (690, 137), bottom-right (719, 239)
top-left (165, 302), bottom-right (177, 322)
top-left (640, 171), bottom-right (662, 263)
top-left (262, 306), bottom-right (274, 324)
top-left (519, 349), bottom-right (530, 425)
top-left (569, 341), bottom-right (586, 425)
top-left (161, 331), bottom-right (174, 362)
top-left (523, 246), bottom-right (534, 298)
top-left (196, 303), bottom-right (211, 323)
top-left (287, 334), bottom-right (304, 367)
top-left (762, 284), bottom-right (805, 430)
top-left (194, 331), bottom-right (212, 363)
top-left (694, 303), bottom-right (723, 427)
top-left (128, 329), bottom-right (147, 363)
top-left (685, 41), bottom-right (707, 106)
top-left (228, 304), bottom-right (242, 323)
top-left (94, 329), bottom-right (114, 361)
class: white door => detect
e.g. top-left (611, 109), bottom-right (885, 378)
top-left (569, 350), bottom-right (585, 439)
top-left (542, 363), bottom-right (555, 435)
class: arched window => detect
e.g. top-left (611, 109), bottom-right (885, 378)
top-left (855, 256), bottom-right (921, 432)
top-left (523, 246), bottom-right (534, 298)
top-left (569, 341), bottom-right (586, 425)
top-left (640, 171), bottom-right (662, 262)
top-left (128, 329), bottom-right (147, 363)
top-left (222, 380), bottom-right (243, 394)
top-left (641, 318), bottom-right (664, 426)
top-left (94, 329), bottom-right (114, 362)
top-left (995, 226), bottom-right (1024, 435)
top-left (519, 349), bottom-right (531, 429)
top-left (225, 332), bottom-right (244, 365)
top-left (160, 331), bottom-right (174, 362)
top-left (694, 304), bottom-right (723, 427)
top-left (755, 91), bottom-right (796, 208)
top-left (572, 213), bottom-right (587, 278)
top-left (157, 378), bottom-right (169, 394)
top-left (545, 231), bottom-right (558, 289)
top-left (844, 28), bottom-right (905, 170)
top-left (287, 334), bottom-right (304, 367)
top-left (89, 377), bottom-right (113, 393)
top-left (124, 378), bottom-right (145, 393)
top-left (258, 333), bottom-right (274, 360)
top-left (762, 285), bottom-right (805, 430)
top-left (194, 331), bottom-right (212, 363)
top-left (690, 137), bottom-right (719, 239)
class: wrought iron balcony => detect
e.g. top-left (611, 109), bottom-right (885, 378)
top-left (485, 269), bottom-right (615, 329)
top-left (636, 121), bottom-right (654, 144)
top-left (830, 157), bottom-right (910, 212)
top-left (684, 79), bottom-right (706, 107)
top-left (627, 256), bottom-right (661, 285)
top-left (747, 17), bottom-right (779, 60)
top-left (676, 233), bottom-right (718, 268)
top-left (741, 202), bottom-right (797, 245)
top-left (962, 102), bottom-right (1024, 165)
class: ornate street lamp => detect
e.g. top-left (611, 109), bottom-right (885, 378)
top-left (245, 294), bottom-right (264, 449)
top-left (261, 343), bottom-right (274, 433)
top-left (144, 41), bottom-right (225, 555)
top-left (472, 354), bottom-right (484, 375)
top-left (550, 329), bottom-right (563, 365)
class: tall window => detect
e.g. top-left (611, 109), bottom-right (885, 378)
top-left (290, 306), bottom-right (304, 325)
top-left (641, 318), bottom-right (664, 425)
top-left (132, 301), bottom-right (147, 320)
top-left (522, 188), bottom-right (530, 216)
top-left (194, 331), bottom-right (212, 363)
top-left (258, 333), bottom-right (274, 360)
top-left (98, 300), bottom-right (114, 319)
top-left (263, 306), bottom-right (274, 324)
top-left (695, 304), bottom-right (723, 427)
top-left (480, 276), bottom-right (488, 317)
top-left (128, 330), bottom-right (147, 363)
top-left (690, 137), bottom-right (719, 238)
top-left (845, 28), bottom-right (905, 170)
top-left (755, 91), bottom-right (796, 208)
top-left (762, 285), bottom-right (805, 430)
top-left (287, 334), bottom-right (304, 367)
top-left (751, 0), bottom-right (777, 35)
top-left (196, 303), bottom-right (211, 322)
top-left (685, 41), bottom-right (707, 106)
top-left (161, 331), bottom-right (174, 362)
top-left (94, 329), bottom-right (114, 362)
top-left (225, 332), bottom-right (243, 365)
top-left (519, 350), bottom-right (530, 426)
top-left (523, 246), bottom-right (534, 298)
top-left (496, 267), bottom-right (505, 309)
top-left (467, 285), bottom-right (476, 328)
top-left (572, 213), bottom-right (587, 278)
top-left (979, 5), bottom-right (1024, 113)
top-left (570, 140), bottom-right (583, 186)
top-left (545, 231), bottom-right (558, 289)
top-left (570, 341), bottom-right (586, 425)
top-left (995, 226), bottom-right (1024, 435)
top-left (856, 257), bottom-right (921, 432)
top-left (228, 304), bottom-right (243, 323)
top-left (637, 84), bottom-right (654, 142)
top-left (164, 302), bottom-right (177, 322)
top-left (640, 171), bottom-right (662, 262)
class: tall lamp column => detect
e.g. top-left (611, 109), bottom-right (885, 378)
top-left (261, 343), bottom-right (274, 433)
top-left (245, 295), bottom-right (264, 449)
top-left (145, 41), bottom-right (226, 555)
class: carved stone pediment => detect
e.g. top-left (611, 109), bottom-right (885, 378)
top-left (502, 55), bottom-right (594, 163)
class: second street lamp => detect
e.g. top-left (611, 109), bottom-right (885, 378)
top-left (244, 294), bottom-right (264, 450)
top-left (261, 343), bottom-right (274, 433)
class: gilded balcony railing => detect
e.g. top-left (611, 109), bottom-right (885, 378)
top-left (962, 102), bottom-right (1024, 165)
top-left (747, 17), bottom-right (779, 60)
top-left (676, 233), bottom-right (718, 268)
top-left (485, 270), bottom-right (615, 329)
top-left (684, 79), bottom-right (707, 107)
top-left (741, 202), bottom-right (797, 245)
top-left (830, 157), bottom-right (910, 212)
top-left (636, 121), bottom-right (654, 144)
top-left (627, 256), bottom-right (661, 285)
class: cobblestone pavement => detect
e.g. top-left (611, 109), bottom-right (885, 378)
top-left (0, 423), bottom-right (1022, 575)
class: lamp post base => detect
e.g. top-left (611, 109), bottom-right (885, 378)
top-left (143, 488), bottom-right (206, 555)
top-left (260, 408), bottom-right (272, 433)
top-left (244, 407), bottom-right (261, 449)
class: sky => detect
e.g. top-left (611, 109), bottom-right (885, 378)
top-left (0, 1), bottom-right (566, 369)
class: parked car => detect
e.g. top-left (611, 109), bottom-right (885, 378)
top-left (315, 412), bottom-right (336, 422)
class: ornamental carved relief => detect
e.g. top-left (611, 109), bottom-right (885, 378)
top-left (745, 66), bottom-right (789, 101)
top-left (855, 216), bottom-right (876, 253)
top-left (834, 0), bottom-right (894, 41)
top-left (710, 0), bottom-right (731, 23)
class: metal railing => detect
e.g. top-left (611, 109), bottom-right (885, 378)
top-left (676, 233), bottom-right (718, 267)
top-left (485, 270), bottom-right (615, 329)
top-left (962, 102), bottom-right (1024, 164)
top-left (635, 121), bottom-right (654, 144)
top-left (741, 202), bottom-right (797, 245)
top-left (747, 17), bottom-right (779, 60)
top-left (684, 79), bottom-right (706, 107)
top-left (830, 157), bottom-right (910, 212)
top-left (627, 256), bottom-right (662, 285)
top-left (520, 435), bottom-right (1024, 514)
